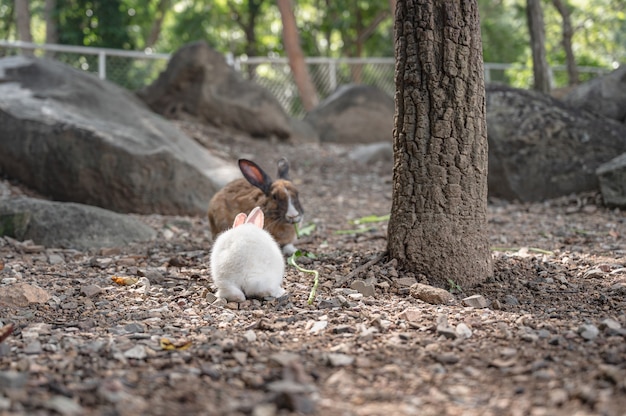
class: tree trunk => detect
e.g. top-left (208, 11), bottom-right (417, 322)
top-left (277, 0), bottom-right (319, 112)
top-left (388, 0), bottom-right (492, 289)
top-left (552, 0), bottom-right (579, 85)
top-left (146, 0), bottom-right (170, 49)
top-left (14, 0), bottom-right (33, 56)
top-left (44, 0), bottom-right (58, 58)
top-left (527, 0), bottom-right (551, 93)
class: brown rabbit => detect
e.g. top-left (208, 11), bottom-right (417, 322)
top-left (207, 158), bottom-right (304, 255)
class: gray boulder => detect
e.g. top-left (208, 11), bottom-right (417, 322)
top-left (486, 84), bottom-right (626, 202)
top-left (0, 197), bottom-right (155, 250)
top-left (597, 153), bottom-right (626, 208)
top-left (138, 41), bottom-right (292, 140)
top-left (563, 65), bottom-right (626, 123)
top-left (0, 55), bottom-right (239, 216)
top-left (304, 84), bottom-right (394, 143)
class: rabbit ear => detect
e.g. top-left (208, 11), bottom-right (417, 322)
top-left (232, 212), bottom-right (247, 227)
top-left (239, 159), bottom-right (273, 195)
top-left (277, 157), bottom-right (290, 180)
top-left (245, 207), bottom-right (265, 228)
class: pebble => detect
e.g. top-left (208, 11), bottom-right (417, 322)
top-left (410, 283), bottom-right (454, 305)
top-left (455, 323), bottom-right (473, 339)
top-left (47, 253), bottom-right (65, 265)
top-left (309, 320), bottom-right (328, 333)
top-left (80, 284), bottom-right (102, 297)
top-left (462, 294), bottom-right (489, 308)
top-left (578, 324), bottom-right (599, 340)
top-left (243, 330), bottom-right (257, 342)
top-left (44, 395), bottom-right (84, 416)
top-left (503, 295), bottom-right (520, 306)
top-left (350, 280), bottom-right (375, 297)
top-left (24, 340), bottom-right (42, 354)
top-left (0, 371), bottom-right (28, 388)
top-left (123, 345), bottom-right (147, 360)
top-left (326, 353), bottom-right (355, 367)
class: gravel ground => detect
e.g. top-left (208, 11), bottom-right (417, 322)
top-left (0, 122), bottom-right (625, 416)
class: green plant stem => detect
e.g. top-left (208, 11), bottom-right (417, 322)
top-left (288, 254), bottom-right (319, 305)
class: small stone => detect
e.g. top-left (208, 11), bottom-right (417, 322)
top-left (309, 321), bottom-right (328, 333)
top-left (410, 283), bottom-right (454, 305)
top-left (395, 277), bottom-right (417, 287)
top-left (47, 253), bottom-right (65, 265)
top-left (462, 294), bottom-right (489, 308)
top-left (350, 280), bottom-right (375, 297)
top-left (123, 345), bottom-right (147, 360)
top-left (0, 371), bottom-right (28, 388)
top-left (205, 292), bottom-right (218, 303)
top-left (436, 315), bottom-right (457, 340)
top-left (318, 298), bottom-right (342, 309)
top-left (326, 353), bottom-right (355, 367)
top-left (24, 340), bottom-right (42, 354)
top-left (599, 318), bottom-right (621, 332)
top-left (80, 284), bottom-right (102, 298)
top-left (232, 351), bottom-right (247, 366)
top-left (434, 353), bottom-right (460, 364)
top-left (44, 395), bottom-right (84, 416)
top-left (269, 352), bottom-right (300, 367)
top-left (578, 324), bottom-right (599, 340)
top-left (243, 330), bottom-right (257, 342)
top-left (124, 323), bottom-right (145, 333)
top-left (333, 325), bottom-right (355, 334)
top-left (503, 295), bottom-right (519, 306)
top-left (0, 282), bottom-right (51, 307)
top-left (455, 323), bottom-right (472, 339)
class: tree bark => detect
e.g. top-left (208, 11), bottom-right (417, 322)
top-left (388, 0), bottom-right (492, 288)
top-left (552, 0), bottom-right (579, 85)
top-left (146, 0), bottom-right (171, 49)
top-left (14, 0), bottom-right (33, 56)
top-left (44, 0), bottom-right (58, 58)
top-left (277, 0), bottom-right (319, 112)
top-left (527, 0), bottom-right (551, 93)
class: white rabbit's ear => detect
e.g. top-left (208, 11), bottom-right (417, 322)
top-left (232, 212), bottom-right (247, 227)
top-left (246, 207), bottom-right (265, 228)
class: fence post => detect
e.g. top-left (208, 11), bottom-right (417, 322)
top-left (329, 60), bottom-right (337, 92)
top-left (98, 51), bottom-right (106, 80)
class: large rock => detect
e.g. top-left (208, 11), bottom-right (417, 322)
top-left (486, 84), bottom-right (626, 202)
top-left (0, 197), bottom-right (156, 250)
top-left (563, 66), bottom-right (626, 123)
top-left (0, 56), bottom-right (239, 216)
top-left (596, 153), bottom-right (626, 208)
top-left (138, 41), bottom-right (292, 140)
top-left (304, 84), bottom-right (394, 143)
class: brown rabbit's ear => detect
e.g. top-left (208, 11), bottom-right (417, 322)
top-left (239, 159), bottom-right (273, 195)
top-left (245, 206), bottom-right (265, 228)
top-left (232, 212), bottom-right (247, 228)
top-left (277, 158), bottom-right (290, 180)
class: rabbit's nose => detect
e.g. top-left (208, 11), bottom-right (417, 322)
top-left (287, 213), bottom-right (302, 223)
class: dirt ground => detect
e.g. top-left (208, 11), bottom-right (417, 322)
top-left (0, 122), bottom-right (625, 416)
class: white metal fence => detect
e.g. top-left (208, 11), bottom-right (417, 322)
top-left (0, 40), bottom-right (611, 118)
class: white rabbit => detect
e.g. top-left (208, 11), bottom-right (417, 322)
top-left (210, 206), bottom-right (286, 302)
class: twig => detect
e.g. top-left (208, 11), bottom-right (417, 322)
top-left (336, 251), bottom-right (388, 286)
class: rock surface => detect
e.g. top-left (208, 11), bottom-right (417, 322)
top-left (0, 55), bottom-right (238, 216)
top-left (486, 84), bottom-right (626, 202)
top-left (563, 65), bottom-right (626, 123)
top-left (138, 41), bottom-right (292, 140)
top-left (596, 153), bottom-right (626, 208)
top-left (0, 197), bottom-right (156, 250)
top-left (304, 84), bottom-right (394, 143)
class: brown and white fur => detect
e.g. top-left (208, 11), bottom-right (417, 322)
top-left (207, 158), bottom-right (303, 255)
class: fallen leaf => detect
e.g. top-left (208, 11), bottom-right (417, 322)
top-left (160, 338), bottom-right (192, 351)
top-left (111, 276), bottom-right (139, 286)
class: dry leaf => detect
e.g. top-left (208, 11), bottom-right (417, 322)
top-left (111, 276), bottom-right (139, 286)
top-left (0, 260), bottom-right (4, 271)
top-left (0, 323), bottom-right (14, 343)
top-left (160, 338), bottom-right (192, 351)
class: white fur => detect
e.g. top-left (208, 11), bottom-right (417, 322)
top-left (210, 221), bottom-right (285, 302)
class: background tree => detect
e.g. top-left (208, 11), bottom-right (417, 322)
top-left (551, 0), bottom-right (578, 85)
top-left (14, 0), bottom-right (33, 55)
top-left (388, 0), bottom-right (492, 288)
top-left (277, 0), bottom-right (319, 112)
top-left (526, 0), bottom-right (551, 93)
